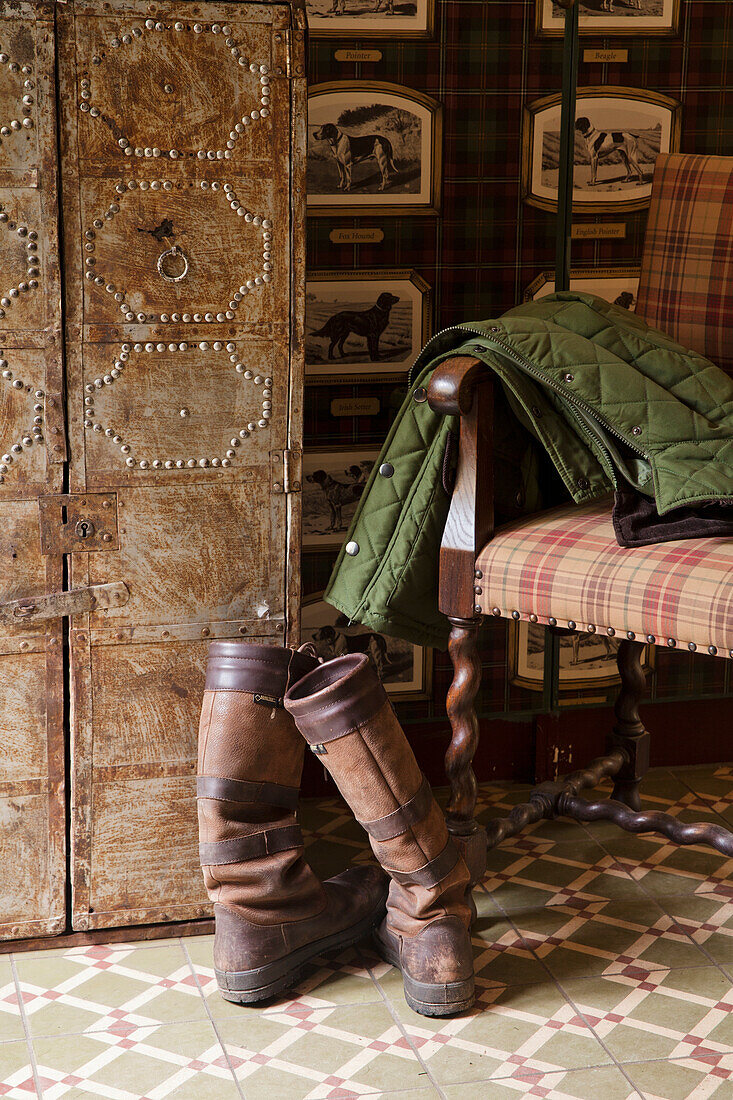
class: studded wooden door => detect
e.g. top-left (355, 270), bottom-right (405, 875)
top-left (58, 0), bottom-right (305, 933)
top-left (0, 2), bottom-right (67, 941)
top-left (0, 0), bottom-right (305, 940)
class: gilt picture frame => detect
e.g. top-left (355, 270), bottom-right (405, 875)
top-left (535, 0), bottom-right (681, 38)
top-left (306, 269), bottom-right (431, 383)
top-left (524, 266), bottom-right (641, 310)
top-left (307, 0), bottom-right (436, 40)
top-left (307, 82), bottom-right (443, 216)
top-left (510, 620), bottom-right (654, 692)
top-left (301, 591), bottom-right (431, 701)
top-left (522, 87), bottom-right (681, 214)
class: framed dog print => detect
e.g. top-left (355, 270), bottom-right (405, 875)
top-left (509, 620), bottom-right (653, 692)
top-left (524, 267), bottom-right (641, 310)
top-left (307, 82), bottom-right (443, 216)
top-left (301, 592), bottom-right (431, 701)
top-left (522, 87), bottom-right (681, 214)
top-left (306, 270), bottom-right (431, 382)
top-left (307, 0), bottom-right (436, 39)
top-left (303, 447), bottom-right (379, 551)
top-left (536, 0), bottom-right (681, 37)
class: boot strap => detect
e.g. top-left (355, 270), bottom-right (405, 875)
top-left (358, 775), bottom-right (433, 841)
top-left (388, 840), bottom-right (459, 888)
top-left (199, 823), bottom-right (302, 867)
top-left (197, 775), bottom-right (299, 811)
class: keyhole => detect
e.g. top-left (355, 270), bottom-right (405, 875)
top-left (75, 519), bottom-right (94, 539)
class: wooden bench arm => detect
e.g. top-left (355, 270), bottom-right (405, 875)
top-left (426, 356), bottom-right (495, 621)
top-left (427, 355), bottom-right (489, 417)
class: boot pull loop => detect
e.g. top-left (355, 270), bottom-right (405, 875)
top-left (284, 642), bottom-right (321, 697)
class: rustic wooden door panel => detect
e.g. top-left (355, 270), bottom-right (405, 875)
top-left (0, 645), bottom-right (64, 937)
top-left (78, 481), bottom-right (284, 628)
top-left (87, 640), bottom-right (206, 768)
top-left (78, 177), bottom-right (286, 331)
top-left (0, 2), bottom-right (65, 941)
top-left (87, 776), bottom-right (208, 925)
top-left (0, 7), bottom-right (41, 182)
top-left (78, 338), bottom-right (286, 481)
top-left (0, 188), bottom-right (47, 335)
top-left (71, 3), bottom-right (290, 175)
top-left (0, 349), bottom-right (57, 495)
top-left (71, 638), bottom-right (212, 929)
top-left (59, 0), bottom-right (304, 931)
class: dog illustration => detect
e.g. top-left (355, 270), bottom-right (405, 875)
top-left (313, 122), bottom-right (398, 192)
top-left (601, 0), bottom-right (642, 10)
top-left (306, 468), bottom-right (361, 532)
top-left (574, 116), bottom-right (644, 187)
top-left (311, 624), bottom-right (389, 678)
top-left (328, 0), bottom-right (396, 15)
top-left (569, 633), bottom-right (617, 666)
top-left (311, 292), bottom-right (400, 362)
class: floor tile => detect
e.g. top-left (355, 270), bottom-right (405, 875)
top-left (185, 937), bottom-right (384, 1025)
top-left (15, 942), bottom-right (207, 1039)
top-left (484, 833), bottom-right (646, 914)
top-left (0, 957), bottom-right (26, 1044)
top-left (624, 1054), bottom-right (733, 1099)
top-left (0, 1046), bottom-right (39, 1099)
top-left (562, 965), bottom-right (733, 1064)
top-left (595, 834), bottom-right (733, 902)
top-left (217, 1000), bottom-right (429, 1098)
top-left (655, 895), bottom-right (733, 970)
top-left (32, 1019), bottom-right (237, 1099)
top-left (472, 890), bottom-right (556, 988)
top-left (442, 1064), bottom-right (643, 1098)
top-left (376, 964), bottom-right (611, 1084)
top-left (511, 896), bottom-right (710, 981)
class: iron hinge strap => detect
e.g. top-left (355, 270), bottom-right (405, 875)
top-left (0, 581), bottom-right (129, 625)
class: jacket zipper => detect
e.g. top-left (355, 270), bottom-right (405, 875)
top-left (410, 323), bottom-right (648, 463)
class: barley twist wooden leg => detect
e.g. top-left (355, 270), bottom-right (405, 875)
top-left (445, 616), bottom-right (487, 886)
top-left (609, 639), bottom-right (650, 812)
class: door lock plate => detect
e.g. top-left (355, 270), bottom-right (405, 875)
top-left (38, 494), bottom-right (119, 555)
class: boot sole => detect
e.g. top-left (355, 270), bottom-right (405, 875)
top-left (215, 896), bottom-right (386, 1006)
top-left (373, 928), bottom-right (475, 1018)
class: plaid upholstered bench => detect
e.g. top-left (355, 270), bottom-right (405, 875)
top-left (427, 153), bottom-right (733, 881)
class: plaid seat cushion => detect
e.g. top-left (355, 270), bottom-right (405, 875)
top-left (636, 153), bottom-right (733, 375)
top-left (475, 499), bottom-right (733, 656)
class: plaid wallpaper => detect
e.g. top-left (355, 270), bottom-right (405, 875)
top-left (302, 0), bottom-right (733, 745)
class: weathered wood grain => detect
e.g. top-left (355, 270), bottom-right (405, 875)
top-left (58, 0), bottom-right (303, 933)
top-left (0, 2), bottom-right (65, 942)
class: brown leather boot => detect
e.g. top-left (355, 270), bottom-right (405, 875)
top-left (284, 653), bottom-right (474, 1017)
top-left (198, 642), bottom-right (388, 1005)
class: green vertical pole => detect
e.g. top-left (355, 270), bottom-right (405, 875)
top-left (555, 0), bottom-right (580, 293)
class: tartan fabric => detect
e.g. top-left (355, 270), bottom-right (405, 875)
top-left (636, 153), bottom-right (733, 375)
top-left (475, 499), bottom-right (733, 656)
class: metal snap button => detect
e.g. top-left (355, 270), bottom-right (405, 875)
top-left (345, 541), bottom-right (360, 557)
top-left (632, 426), bottom-right (642, 436)
top-left (413, 387), bottom-right (427, 403)
top-left (379, 462), bottom-right (394, 478)
top-left (577, 477), bottom-right (590, 490)
top-left (564, 373), bottom-right (574, 382)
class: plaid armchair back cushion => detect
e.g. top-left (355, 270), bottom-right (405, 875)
top-left (636, 153), bottom-right (733, 375)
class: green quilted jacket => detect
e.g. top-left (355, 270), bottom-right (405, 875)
top-left (324, 292), bottom-right (733, 649)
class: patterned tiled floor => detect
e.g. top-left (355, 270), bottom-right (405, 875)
top-left (3, 765), bottom-right (733, 1098)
